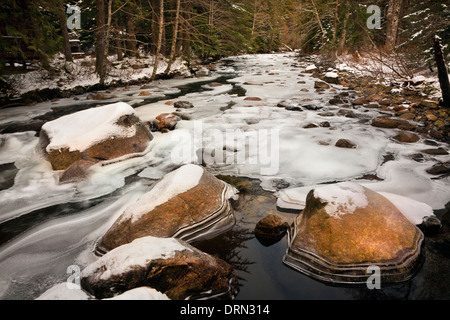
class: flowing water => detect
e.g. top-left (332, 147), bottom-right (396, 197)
top-left (0, 53), bottom-right (449, 300)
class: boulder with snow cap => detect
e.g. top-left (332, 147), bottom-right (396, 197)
top-left (39, 102), bottom-right (153, 171)
top-left (82, 236), bottom-right (237, 300)
top-left (96, 164), bottom-right (238, 254)
top-left (283, 182), bottom-right (424, 285)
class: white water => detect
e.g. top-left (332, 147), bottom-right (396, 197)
top-left (0, 53), bottom-right (449, 299)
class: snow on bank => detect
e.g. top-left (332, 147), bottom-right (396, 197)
top-left (3, 53), bottom-right (191, 97)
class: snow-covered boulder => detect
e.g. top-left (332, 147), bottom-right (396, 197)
top-left (283, 182), bottom-right (424, 285)
top-left (82, 236), bottom-right (237, 300)
top-left (39, 102), bottom-right (153, 171)
top-left (96, 164), bottom-right (238, 254)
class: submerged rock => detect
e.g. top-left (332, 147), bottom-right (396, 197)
top-left (39, 102), bottom-right (153, 171)
top-left (82, 236), bottom-right (237, 300)
top-left (96, 164), bottom-right (238, 254)
top-left (283, 182), bottom-right (424, 285)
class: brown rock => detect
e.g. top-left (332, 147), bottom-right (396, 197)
top-left (420, 148), bottom-right (449, 155)
top-left (283, 183), bottom-right (424, 285)
top-left (81, 236), bottom-right (237, 300)
top-left (255, 214), bottom-right (289, 246)
top-left (244, 97), bottom-right (262, 101)
top-left (399, 112), bottom-right (416, 120)
top-left (155, 113), bottom-right (179, 131)
top-left (96, 165), bottom-right (237, 254)
top-left (138, 91), bottom-right (150, 97)
top-left (371, 117), bottom-right (415, 131)
top-left (421, 99), bottom-right (439, 109)
top-left (174, 101), bottom-right (194, 109)
top-left (392, 131), bottom-right (420, 143)
top-left (314, 81), bottom-right (330, 90)
top-left (40, 108), bottom-right (153, 171)
top-left (59, 160), bottom-right (96, 184)
top-left (335, 138), bottom-right (357, 148)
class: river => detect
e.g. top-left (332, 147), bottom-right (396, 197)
top-left (0, 52), bottom-right (449, 300)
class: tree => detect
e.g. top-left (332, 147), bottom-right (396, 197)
top-left (95, 0), bottom-right (107, 84)
top-left (151, 0), bottom-right (164, 80)
top-left (433, 35), bottom-right (450, 109)
top-left (385, 0), bottom-right (405, 51)
top-left (164, 0), bottom-right (181, 75)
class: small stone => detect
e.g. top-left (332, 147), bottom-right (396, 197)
top-left (421, 148), bottom-right (449, 155)
top-left (255, 214), bottom-right (289, 246)
top-left (335, 139), bottom-right (357, 149)
top-left (244, 97), bottom-right (262, 101)
top-left (174, 101), bottom-right (194, 109)
top-left (314, 81), bottom-right (330, 90)
top-left (421, 99), bottom-right (439, 109)
top-left (392, 131), bottom-right (420, 143)
top-left (426, 163), bottom-right (450, 175)
top-left (418, 216), bottom-right (442, 236)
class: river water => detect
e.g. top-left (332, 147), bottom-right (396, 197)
top-left (0, 53), bottom-right (449, 300)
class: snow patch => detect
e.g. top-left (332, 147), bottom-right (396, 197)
top-left (105, 287), bottom-right (169, 300)
top-left (313, 182), bottom-right (368, 218)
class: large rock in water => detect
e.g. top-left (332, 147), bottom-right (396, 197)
top-left (81, 236), bottom-right (237, 300)
top-left (96, 164), bottom-right (238, 254)
top-left (283, 182), bottom-right (424, 285)
top-left (39, 102), bottom-right (153, 171)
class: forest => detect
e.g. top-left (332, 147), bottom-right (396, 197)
top-left (1, 0), bottom-right (449, 85)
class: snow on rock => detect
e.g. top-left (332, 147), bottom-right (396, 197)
top-left (96, 164), bottom-right (238, 253)
top-left (81, 236), bottom-right (236, 300)
top-left (119, 164), bottom-right (205, 223)
top-left (39, 102), bottom-right (154, 171)
top-left (313, 182), bottom-right (369, 218)
top-left (82, 236), bottom-right (192, 281)
top-left (41, 102), bottom-right (138, 153)
top-left (277, 182), bottom-right (436, 225)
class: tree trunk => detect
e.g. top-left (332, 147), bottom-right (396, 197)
top-left (113, 17), bottom-right (123, 61)
top-left (434, 36), bottom-right (450, 108)
top-left (56, 3), bottom-right (73, 62)
top-left (95, 0), bottom-right (107, 84)
top-left (151, 0), bottom-right (165, 56)
top-left (164, 0), bottom-right (181, 75)
top-left (126, 17), bottom-right (138, 57)
top-left (182, 1), bottom-right (192, 60)
top-left (310, 0), bottom-right (325, 39)
top-left (338, 0), bottom-right (350, 54)
top-left (151, 0), bottom-right (164, 80)
top-left (385, 0), bottom-right (404, 51)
